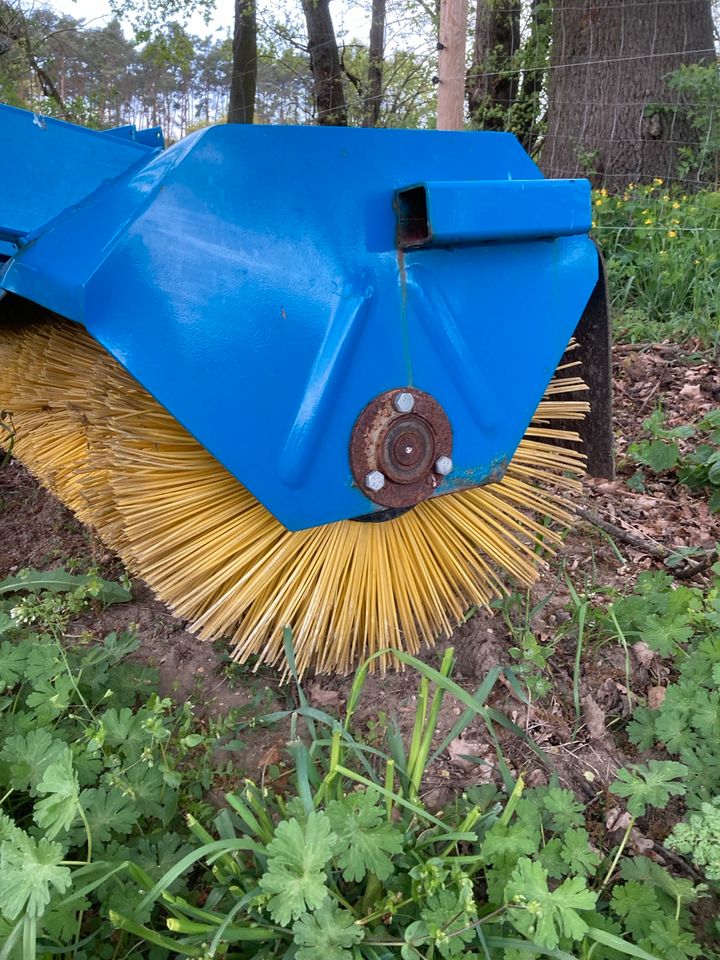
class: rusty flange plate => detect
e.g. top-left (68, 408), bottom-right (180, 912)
top-left (349, 388), bottom-right (453, 509)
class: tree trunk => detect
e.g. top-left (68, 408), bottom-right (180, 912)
top-left (228, 0), bottom-right (256, 124)
top-left (514, 0), bottom-right (551, 155)
top-left (540, 0), bottom-right (716, 188)
top-left (467, 0), bottom-right (520, 130)
top-left (363, 0), bottom-right (385, 127)
top-left (301, 0), bottom-right (347, 125)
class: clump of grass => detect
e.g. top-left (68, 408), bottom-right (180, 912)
top-left (592, 181), bottom-right (720, 349)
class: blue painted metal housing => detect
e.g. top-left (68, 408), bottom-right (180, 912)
top-left (0, 104), bottom-right (163, 248)
top-left (0, 103), bottom-right (598, 531)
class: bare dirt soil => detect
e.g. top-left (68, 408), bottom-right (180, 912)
top-left (1, 339), bottom-right (719, 854)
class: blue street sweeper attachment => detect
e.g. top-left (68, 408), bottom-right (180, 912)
top-left (0, 103), bottom-right (612, 672)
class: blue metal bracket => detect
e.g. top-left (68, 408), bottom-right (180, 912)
top-left (396, 179), bottom-right (591, 248)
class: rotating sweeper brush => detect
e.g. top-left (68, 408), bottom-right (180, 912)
top-left (0, 104), bottom-right (613, 673)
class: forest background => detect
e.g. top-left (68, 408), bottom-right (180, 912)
top-left (1, 0), bottom-right (719, 194)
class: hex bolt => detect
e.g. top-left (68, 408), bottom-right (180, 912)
top-left (365, 470), bottom-right (386, 492)
top-left (435, 456), bottom-right (453, 476)
top-left (393, 391), bottom-right (415, 414)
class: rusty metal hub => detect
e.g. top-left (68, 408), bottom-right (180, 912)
top-left (350, 388), bottom-right (453, 509)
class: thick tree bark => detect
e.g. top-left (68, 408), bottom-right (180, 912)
top-left (540, 0), bottom-right (716, 188)
top-left (228, 0), bottom-right (256, 124)
top-left (363, 0), bottom-right (386, 127)
top-left (467, 0), bottom-right (520, 130)
top-left (301, 0), bottom-right (347, 125)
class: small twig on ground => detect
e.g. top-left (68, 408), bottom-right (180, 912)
top-left (574, 507), bottom-right (666, 558)
top-left (653, 843), bottom-right (705, 883)
top-left (636, 365), bottom-right (669, 415)
top-left (674, 551), bottom-right (719, 581)
top-left (574, 506), bottom-right (716, 581)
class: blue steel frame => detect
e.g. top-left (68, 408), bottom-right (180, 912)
top-left (0, 104), bottom-right (598, 531)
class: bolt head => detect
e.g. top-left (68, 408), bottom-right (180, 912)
top-left (365, 470), bottom-right (386, 492)
top-left (393, 391), bottom-right (415, 413)
top-left (435, 456), bottom-right (453, 476)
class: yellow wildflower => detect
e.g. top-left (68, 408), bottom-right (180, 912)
top-left (694, 259), bottom-right (701, 265)
top-left (644, 218), bottom-right (653, 225)
top-left (672, 219), bottom-right (680, 225)
top-left (594, 198), bottom-right (603, 206)
top-left (662, 194), bottom-right (670, 201)
top-left (667, 230), bottom-right (677, 238)
top-left (672, 201), bottom-right (681, 209)
top-left (600, 188), bottom-right (608, 197)
top-left (654, 177), bottom-right (664, 186)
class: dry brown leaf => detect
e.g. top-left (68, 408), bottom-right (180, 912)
top-left (679, 383), bottom-right (702, 402)
top-left (447, 737), bottom-right (489, 773)
top-left (606, 807), bottom-right (632, 833)
top-left (630, 828), bottom-right (654, 854)
top-left (647, 686), bottom-right (666, 710)
top-left (633, 641), bottom-right (656, 668)
top-left (526, 768), bottom-right (548, 787)
top-left (309, 683), bottom-right (340, 709)
top-left (582, 695), bottom-right (606, 740)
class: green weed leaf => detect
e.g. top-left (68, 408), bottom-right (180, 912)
top-left (667, 798), bottom-right (720, 880)
top-left (559, 828), bottom-right (601, 877)
top-left (34, 749), bottom-right (81, 838)
top-left (629, 439), bottom-right (680, 473)
top-left (82, 787), bottom-right (139, 843)
top-left (641, 919), bottom-right (701, 960)
top-left (537, 838), bottom-right (565, 879)
top-left (1, 730), bottom-right (66, 795)
top-left (0, 834), bottom-right (71, 919)
top-left (326, 789), bottom-right (403, 882)
top-left (480, 823), bottom-right (538, 865)
top-left (0, 569), bottom-right (131, 604)
top-left (620, 856), bottom-right (701, 907)
top-left (420, 888), bottom-right (477, 957)
top-left (610, 761), bottom-right (688, 817)
top-left (610, 882), bottom-right (664, 939)
top-left (642, 615), bottom-right (693, 656)
top-left (293, 900), bottom-right (364, 960)
top-left (541, 788), bottom-right (585, 832)
top-left (0, 639), bottom-right (28, 691)
top-left (0, 813), bottom-right (22, 845)
top-left (505, 857), bottom-right (597, 948)
top-left (259, 812), bottom-right (335, 925)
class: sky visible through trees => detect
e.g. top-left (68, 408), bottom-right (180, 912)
top-left (1, 0), bottom-right (718, 187)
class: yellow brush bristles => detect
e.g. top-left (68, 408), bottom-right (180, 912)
top-left (0, 316), bottom-right (588, 674)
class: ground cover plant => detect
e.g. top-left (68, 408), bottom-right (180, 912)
top-left (0, 568), bottom-right (246, 959)
top-left (593, 184), bottom-right (720, 349)
top-left (606, 567), bottom-right (720, 815)
top-left (3, 569), bottom-right (720, 958)
top-left (626, 408), bottom-right (720, 514)
top-left (93, 639), bottom-right (719, 958)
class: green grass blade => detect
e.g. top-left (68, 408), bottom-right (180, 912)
top-left (334, 763), bottom-right (447, 828)
top-left (136, 838), bottom-right (263, 912)
top-left (482, 937), bottom-right (578, 959)
top-left (109, 912), bottom-right (205, 956)
top-left (587, 927), bottom-right (663, 960)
